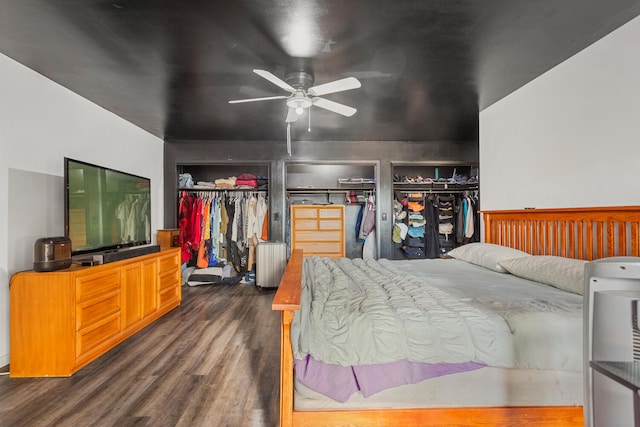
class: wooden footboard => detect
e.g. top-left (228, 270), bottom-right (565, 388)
top-left (270, 206), bottom-right (640, 426)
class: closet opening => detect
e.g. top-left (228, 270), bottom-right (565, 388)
top-left (174, 162), bottom-right (271, 286)
top-left (391, 162), bottom-right (479, 260)
top-left (286, 162), bottom-right (378, 259)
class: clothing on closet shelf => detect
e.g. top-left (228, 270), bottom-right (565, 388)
top-left (178, 191), bottom-right (268, 276)
top-left (179, 172), bottom-right (268, 191)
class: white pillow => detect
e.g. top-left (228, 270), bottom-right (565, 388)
top-left (447, 243), bottom-right (531, 273)
top-left (498, 256), bottom-right (587, 295)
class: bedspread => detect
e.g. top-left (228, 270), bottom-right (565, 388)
top-left (292, 256), bottom-right (516, 368)
top-left (291, 256), bottom-right (583, 372)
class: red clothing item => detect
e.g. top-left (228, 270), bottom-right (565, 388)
top-left (235, 179), bottom-right (258, 188)
top-left (178, 193), bottom-right (205, 264)
top-left (178, 194), bottom-right (195, 262)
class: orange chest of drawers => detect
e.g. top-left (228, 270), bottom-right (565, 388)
top-left (9, 248), bottom-right (181, 377)
top-left (290, 205), bottom-right (345, 259)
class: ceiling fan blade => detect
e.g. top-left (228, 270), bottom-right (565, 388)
top-left (253, 69), bottom-right (296, 93)
top-left (311, 97), bottom-right (357, 117)
top-left (285, 107), bottom-right (299, 123)
top-left (228, 95), bottom-right (288, 104)
top-left (307, 77), bottom-right (361, 96)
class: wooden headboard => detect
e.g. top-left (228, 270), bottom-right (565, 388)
top-left (482, 206), bottom-right (640, 260)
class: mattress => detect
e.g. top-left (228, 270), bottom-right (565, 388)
top-left (294, 366), bottom-right (583, 410)
top-left (291, 256), bottom-right (583, 403)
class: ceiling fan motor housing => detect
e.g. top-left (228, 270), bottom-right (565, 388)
top-left (285, 70), bottom-right (315, 112)
top-left (284, 70), bottom-right (314, 90)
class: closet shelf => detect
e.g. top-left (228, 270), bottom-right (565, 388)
top-left (287, 187), bottom-right (375, 194)
top-left (394, 183), bottom-right (478, 192)
top-left (337, 178), bottom-right (376, 188)
top-left (338, 178), bottom-right (375, 184)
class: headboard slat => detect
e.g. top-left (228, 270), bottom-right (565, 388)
top-left (618, 221), bottom-right (627, 256)
top-left (568, 220), bottom-right (575, 259)
top-left (578, 221), bottom-right (586, 259)
top-left (558, 220), bottom-right (565, 258)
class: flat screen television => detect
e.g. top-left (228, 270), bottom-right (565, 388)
top-left (64, 158), bottom-right (151, 257)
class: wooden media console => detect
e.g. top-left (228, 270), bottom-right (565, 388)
top-left (9, 247), bottom-right (182, 377)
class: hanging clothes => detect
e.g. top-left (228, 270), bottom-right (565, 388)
top-left (355, 204), bottom-right (365, 242)
top-left (260, 208), bottom-right (269, 241)
top-left (197, 197), bottom-right (212, 268)
top-left (177, 191), bottom-right (268, 272)
top-left (178, 193), bottom-right (197, 263)
top-left (209, 195), bottom-right (222, 266)
top-left (423, 197), bottom-right (440, 259)
top-left (362, 193), bottom-right (376, 237)
top-left (464, 195), bottom-right (475, 240)
top-left (363, 230), bottom-right (377, 259)
top-left (219, 197), bottom-right (229, 260)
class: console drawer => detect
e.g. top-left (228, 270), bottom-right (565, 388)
top-left (158, 271), bottom-right (179, 291)
top-left (158, 253), bottom-right (179, 274)
top-left (76, 291), bottom-right (120, 331)
top-left (159, 286), bottom-right (179, 308)
top-left (76, 270), bottom-right (120, 303)
top-left (76, 313), bottom-right (121, 358)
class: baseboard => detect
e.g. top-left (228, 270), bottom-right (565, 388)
top-left (0, 352), bottom-right (9, 371)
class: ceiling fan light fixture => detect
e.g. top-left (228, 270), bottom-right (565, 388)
top-left (286, 95), bottom-right (312, 115)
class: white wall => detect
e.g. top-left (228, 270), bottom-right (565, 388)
top-left (0, 53), bottom-right (164, 368)
top-left (480, 15), bottom-right (640, 210)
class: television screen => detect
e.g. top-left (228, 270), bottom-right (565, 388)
top-left (64, 158), bottom-right (151, 256)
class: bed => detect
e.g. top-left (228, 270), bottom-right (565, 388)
top-left (272, 206), bottom-right (640, 427)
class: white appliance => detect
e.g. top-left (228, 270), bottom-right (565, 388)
top-left (256, 242), bottom-right (288, 289)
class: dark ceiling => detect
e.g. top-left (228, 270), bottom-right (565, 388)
top-left (1, 0), bottom-right (639, 143)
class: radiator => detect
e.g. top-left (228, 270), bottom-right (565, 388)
top-left (256, 242), bottom-right (288, 288)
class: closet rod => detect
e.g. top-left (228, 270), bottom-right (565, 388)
top-left (178, 188), bottom-right (267, 192)
top-left (397, 189), bottom-right (477, 195)
top-left (287, 189), bottom-right (375, 195)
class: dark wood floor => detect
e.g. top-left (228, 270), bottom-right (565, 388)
top-left (0, 283), bottom-right (281, 427)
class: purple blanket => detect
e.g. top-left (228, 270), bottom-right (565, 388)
top-left (294, 354), bottom-right (485, 402)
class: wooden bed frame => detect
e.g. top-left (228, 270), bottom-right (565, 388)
top-left (272, 206), bottom-right (640, 427)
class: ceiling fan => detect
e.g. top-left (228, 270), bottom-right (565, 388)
top-left (229, 69), bottom-right (361, 154)
top-left (229, 69), bottom-right (361, 121)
